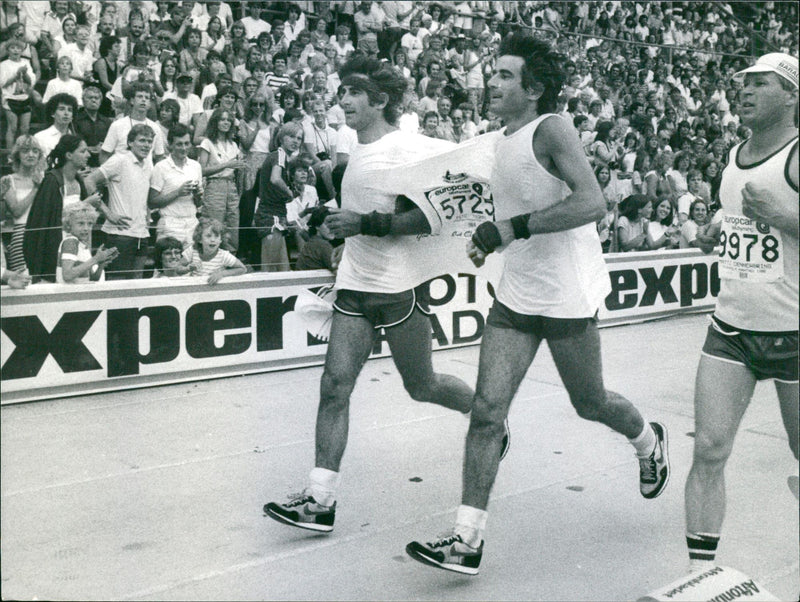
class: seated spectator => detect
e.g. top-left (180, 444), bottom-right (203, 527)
top-left (676, 168), bottom-right (706, 224)
top-left (189, 217), bottom-right (247, 284)
top-left (57, 202), bottom-right (118, 283)
top-left (679, 199), bottom-right (712, 249)
top-left (591, 120), bottom-right (624, 168)
top-left (420, 111), bottom-right (442, 139)
top-left (294, 206), bottom-right (340, 272)
top-left (666, 150), bottom-right (692, 199)
top-left (153, 236), bottom-right (194, 278)
top-left (616, 194), bottom-right (653, 252)
top-left (646, 197), bottom-right (680, 250)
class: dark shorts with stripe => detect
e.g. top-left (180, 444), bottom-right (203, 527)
top-left (333, 282), bottom-right (431, 329)
top-left (702, 316), bottom-right (799, 382)
top-left (486, 299), bottom-right (596, 340)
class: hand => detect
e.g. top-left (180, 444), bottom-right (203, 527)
top-left (207, 268), bottom-right (224, 285)
top-left (467, 239), bottom-right (486, 267)
top-left (5, 270), bottom-right (31, 289)
top-left (179, 181), bottom-right (195, 196)
top-left (78, 166), bottom-right (94, 180)
top-left (104, 209), bottom-right (131, 227)
top-left (227, 159), bottom-right (247, 170)
top-left (471, 220), bottom-right (514, 254)
top-left (82, 191), bottom-right (102, 207)
top-left (94, 244), bottom-right (119, 265)
top-left (324, 208), bottom-right (363, 238)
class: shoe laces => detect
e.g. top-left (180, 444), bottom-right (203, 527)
top-left (284, 491), bottom-right (313, 507)
top-left (427, 532), bottom-right (463, 548)
top-left (639, 453), bottom-right (656, 482)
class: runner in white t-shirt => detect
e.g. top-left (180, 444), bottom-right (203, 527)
top-left (263, 55), bottom-right (482, 535)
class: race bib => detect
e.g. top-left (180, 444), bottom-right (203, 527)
top-left (718, 214), bottom-right (784, 282)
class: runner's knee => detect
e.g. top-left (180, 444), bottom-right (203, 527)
top-left (693, 430), bottom-right (735, 467)
top-left (320, 369), bottom-right (356, 406)
top-left (471, 393), bottom-right (507, 428)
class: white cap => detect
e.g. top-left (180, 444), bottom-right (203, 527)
top-left (733, 53), bottom-right (798, 88)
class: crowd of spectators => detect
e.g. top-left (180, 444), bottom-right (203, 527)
top-left (1, 1), bottom-right (797, 287)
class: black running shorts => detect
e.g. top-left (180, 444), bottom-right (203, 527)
top-left (486, 299), bottom-right (595, 340)
top-left (702, 316), bottom-right (799, 382)
top-left (333, 282), bottom-right (431, 329)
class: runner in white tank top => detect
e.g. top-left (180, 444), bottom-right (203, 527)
top-left (406, 33), bottom-right (670, 577)
top-left (684, 52), bottom-right (799, 574)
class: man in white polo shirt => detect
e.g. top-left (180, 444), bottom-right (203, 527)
top-left (87, 123), bottom-right (155, 279)
top-left (149, 123), bottom-right (203, 251)
top-left (100, 81), bottom-right (165, 163)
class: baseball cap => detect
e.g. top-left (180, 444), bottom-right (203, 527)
top-left (176, 72), bottom-right (194, 82)
top-left (733, 53), bottom-right (798, 88)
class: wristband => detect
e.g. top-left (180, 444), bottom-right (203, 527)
top-left (510, 214), bottom-right (532, 239)
top-left (360, 211), bottom-right (393, 237)
top-left (472, 222), bottom-right (503, 254)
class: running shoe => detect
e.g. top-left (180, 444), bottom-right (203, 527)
top-left (639, 421), bottom-right (670, 499)
top-left (406, 533), bottom-right (483, 575)
top-left (500, 418), bottom-right (510, 461)
top-left (263, 492), bottom-right (335, 532)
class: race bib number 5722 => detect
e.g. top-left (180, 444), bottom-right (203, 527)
top-left (718, 214), bottom-right (784, 282)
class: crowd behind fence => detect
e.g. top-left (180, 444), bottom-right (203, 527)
top-left (1, 1), bottom-right (797, 287)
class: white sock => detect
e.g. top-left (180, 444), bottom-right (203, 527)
top-left (629, 421), bottom-right (656, 458)
top-left (454, 504), bottom-right (488, 548)
top-left (308, 467), bottom-right (340, 507)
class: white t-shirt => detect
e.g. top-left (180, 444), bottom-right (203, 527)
top-left (42, 77), bottom-right (84, 106)
top-left (162, 91), bottom-right (204, 127)
top-left (102, 115), bottom-right (166, 158)
top-left (150, 155), bottom-right (203, 219)
top-left (99, 150), bottom-right (153, 238)
top-left (335, 129), bottom-right (451, 292)
top-left (199, 138), bottom-right (239, 179)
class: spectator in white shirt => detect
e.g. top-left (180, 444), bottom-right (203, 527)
top-left (149, 123), bottom-right (203, 251)
top-left (42, 55), bottom-right (83, 107)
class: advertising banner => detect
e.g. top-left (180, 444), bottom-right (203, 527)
top-left (1, 249), bottom-right (719, 404)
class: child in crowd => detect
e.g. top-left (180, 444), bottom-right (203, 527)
top-left (189, 217), bottom-right (247, 284)
top-left (1, 39), bottom-right (37, 151)
top-left (42, 55), bottom-right (84, 107)
top-left (57, 202), bottom-right (118, 284)
top-left (153, 236), bottom-right (194, 278)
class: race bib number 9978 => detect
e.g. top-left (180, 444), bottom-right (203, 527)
top-left (718, 214), bottom-right (784, 282)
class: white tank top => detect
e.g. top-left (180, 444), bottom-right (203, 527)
top-left (715, 137), bottom-right (798, 333)
top-left (491, 114), bottom-right (610, 318)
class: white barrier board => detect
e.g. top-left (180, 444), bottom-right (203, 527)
top-left (1, 250), bottom-right (719, 404)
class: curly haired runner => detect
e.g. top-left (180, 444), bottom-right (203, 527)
top-left (263, 54), bottom-right (508, 534)
top-left (405, 33), bottom-right (670, 576)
